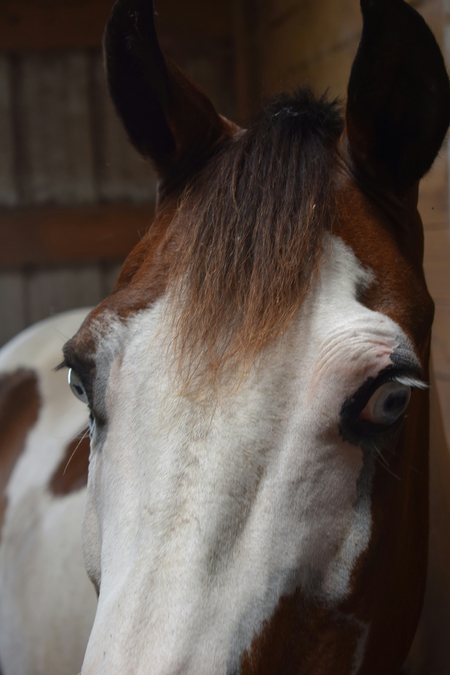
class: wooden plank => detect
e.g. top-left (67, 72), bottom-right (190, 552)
top-left (419, 147), bottom-right (448, 231)
top-left (156, 0), bottom-right (231, 40)
top-left (0, 1), bottom-right (112, 50)
top-left (432, 304), bottom-right (450, 378)
top-left (263, 0), bottom-right (442, 100)
top-left (266, 35), bottom-right (359, 100)
top-left (26, 266), bottom-right (102, 325)
top-left (434, 378), bottom-right (450, 449)
top-left (92, 53), bottom-right (157, 204)
top-left (0, 55), bottom-right (16, 207)
top-left (424, 230), bottom-right (450, 304)
top-left (267, 0), bottom-right (305, 26)
top-left (101, 262), bottom-right (124, 296)
top-left (233, 0), bottom-right (258, 122)
top-left (424, 231), bottom-right (450, 441)
top-left (0, 0), bottom-right (231, 50)
top-left (263, 0), bottom-right (361, 96)
top-left (0, 272), bottom-right (25, 347)
top-left (185, 56), bottom-right (235, 121)
top-left (0, 204), bottom-right (154, 267)
top-left (18, 51), bottom-right (95, 205)
top-left (63, 51), bottom-right (97, 202)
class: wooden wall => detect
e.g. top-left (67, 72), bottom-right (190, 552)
top-left (259, 0), bottom-right (443, 97)
top-left (1, 0), bottom-right (449, 441)
top-left (0, 0), bottom-right (235, 348)
top-left (0, 45), bottom-right (156, 346)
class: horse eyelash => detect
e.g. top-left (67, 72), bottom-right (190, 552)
top-left (394, 376), bottom-right (428, 390)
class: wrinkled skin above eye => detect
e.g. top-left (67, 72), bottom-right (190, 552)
top-left (360, 382), bottom-right (411, 426)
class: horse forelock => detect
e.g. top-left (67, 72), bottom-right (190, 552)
top-left (81, 88), bottom-right (344, 390)
top-left (166, 88), bottom-right (343, 385)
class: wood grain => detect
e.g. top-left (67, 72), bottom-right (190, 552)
top-left (17, 51), bottom-right (95, 205)
top-left (0, 55), bottom-right (16, 207)
top-left (0, 0), bottom-right (231, 50)
top-left (26, 265), bottom-right (102, 324)
top-left (262, 0), bottom-right (361, 97)
top-left (0, 1), bottom-right (112, 50)
top-left (0, 203), bottom-right (154, 267)
top-left (0, 273), bottom-right (25, 346)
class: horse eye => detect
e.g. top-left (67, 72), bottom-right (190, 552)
top-left (68, 368), bottom-right (89, 405)
top-left (360, 382), bottom-right (411, 426)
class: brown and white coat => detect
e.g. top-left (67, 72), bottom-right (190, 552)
top-left (1, 0), bottom-right (450, 673)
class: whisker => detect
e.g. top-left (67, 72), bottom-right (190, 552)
top-left (63, 427), bottom-right (90, 477)
top-left (374, 438), bottom-right (426, 478)
top-left (68, 425), bottom-right (89, 445)
top-left (54, 328), bottom-right (75, 343)
top-left (370, 441), bottom-right (401, 481)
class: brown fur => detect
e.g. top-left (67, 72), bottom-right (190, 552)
top-left (241, 594), bottom-right (362, 675)
top-left (166, 91), bottom-right (343, 385)
top-left (49, 430), bottom-right (90, 497)
top-left (0, 369), bottom-right (41, 535)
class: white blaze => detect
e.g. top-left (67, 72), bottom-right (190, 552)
top-left (81, 238), bottom-right (419, 675)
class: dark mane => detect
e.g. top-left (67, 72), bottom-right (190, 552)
top-left (167, 88), bottom-right (343, 385)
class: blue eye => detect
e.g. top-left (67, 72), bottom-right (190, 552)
top-left (68, 368), bottom-right (89, 405)
top-left (360, 382), bottom-right (411, 425)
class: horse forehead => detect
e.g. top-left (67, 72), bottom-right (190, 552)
top-left (77, 237), bottom-right (416, 449)
top-left (77, 223), bottom-right (422, 364)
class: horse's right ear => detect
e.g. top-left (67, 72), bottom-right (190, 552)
top-left (103, 0), bottom-right (236, 192)
top-left (346, 0), bottom-right (450, 195)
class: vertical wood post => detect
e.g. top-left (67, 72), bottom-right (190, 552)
top-left (233, 0), bottom-right (268, 124)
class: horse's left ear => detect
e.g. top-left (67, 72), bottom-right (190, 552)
top-left (103, 0), bottom-right (235, 194)
top-left (346, 0), bottom-right (450, 195)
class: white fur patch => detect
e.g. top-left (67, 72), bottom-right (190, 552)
top-left (0, 310), bottom-right (97, 675)
top-left (80, 238), bottom-right (421, 674)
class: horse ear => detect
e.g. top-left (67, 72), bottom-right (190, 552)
top-left (346, 0), bottom-right (450, 195)
top-left (103, 0), bottom-right (235, 191)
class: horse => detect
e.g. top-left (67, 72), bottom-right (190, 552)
top-left (0, 310), bottom-right (97, 675)
top-left (1, 0), bottom-right (450, 672)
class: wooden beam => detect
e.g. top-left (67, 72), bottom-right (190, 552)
top-left (0, 1), bottom-right (112, 50)
top-left (0, 203), bottom-right (154, 267)
top-left (0, 0), bottom-right (232, 51)
top-left (232, 0), bottom-right (267, 124)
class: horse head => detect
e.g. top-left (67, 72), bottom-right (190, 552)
top-left (63, 1), bottom-right (450, 672)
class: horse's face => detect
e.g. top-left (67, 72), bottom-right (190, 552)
top-left (64, 1), bottom-right (450, 673)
